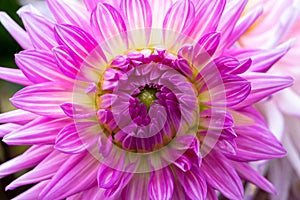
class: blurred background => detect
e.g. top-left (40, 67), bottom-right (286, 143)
top-left (0, 1), bottom-right (297, 200)
top-left (0, 0), bottom-right (30, 199)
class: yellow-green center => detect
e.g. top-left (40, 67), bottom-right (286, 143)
top-left (137, 88), bottom-right (157, 109)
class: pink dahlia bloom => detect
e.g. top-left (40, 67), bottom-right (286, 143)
top-left (0, 0), bottom-right (294, 199)
top-left (240, 0), bottom-right (300, 199)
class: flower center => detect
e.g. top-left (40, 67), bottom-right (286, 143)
top-left (94, 47), bottom-right (199, 155)
top-left (137, 86), bottom-right (157, 110)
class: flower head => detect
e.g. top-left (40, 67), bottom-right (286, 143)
top-left (0, 0), bottom-right (294, 199)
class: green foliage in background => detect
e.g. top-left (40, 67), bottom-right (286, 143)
top-left (0, 1), bottom-right (30, 200)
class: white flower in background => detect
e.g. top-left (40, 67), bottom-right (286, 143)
top-left (240, 0), bottom-right (300, 199)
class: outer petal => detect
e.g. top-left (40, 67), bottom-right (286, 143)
top-left (54, 24), bottom-right (105, 66)
top-left (53, 46), bottom-right (80, 79)
top-left (3, 117), bottom-right (70, 145)
top-left (121, 174), bottom-right (150, 200)
top-left (91, 3), bottom-right (127, 42)
top-left (189, 0), bottom-right (225, 41)
top-left (225, 5), bottom-right (263, 48)
top-left (148, 167), bottom-right (174, 200)
top-left (6, 151), bottom-right (68, 190)
top-left (201, 150), bottom-right (244, 200)
top-left (120, 0), bottom-right (152, 47)
top-left (230, 124), bottom-right (287, 161)
top-left (0, 123), bottom-right (21, 137)
top-left (148, 0), bottom-right (172, 28)
top-left (175, 166), bottom-right (207, 200)
top-left (236, 73), bottom-right (294, 108)
top-left (121, 0), bottom-right (152, 30)
top-left (10, 82), bottom-right (73, 117)
top-left (15, 50), bottom-right (72, 83)
top-left (179, 32), bottom-right (221, 69)
top-left (232, 161), bottom-right (276, 194)
top-left (13, 181), bottom-right (49, 200)
top-left (0, 12), bottom-right (33, 49)
top-left (0, 67), bottom-right (32, 86)
top-left (79, 187), bottom-right (105, 200)
top-left (55, 122), bottom-right (98, 154)
top-left (0, 145), bottom-right (53, 178)
top-left (0, 109), bottom-right (38, 125)
top-left (46, 0), bottom-right (90, 30)
top-left (163, 0), bottom-right (195, 34)
top-left (217, 0), bottom-right (248, 52)
top-left (39, 152), bottom-right (98, 200)
top-left (91, 3), bottom-right (128, 53)
top-left (84, 0), bottom-right (122, 11)
top-left (200, 74), bottom-right (251, 107)
top-left (18, 6), bottom-right (57, 50)
top-left (228, 40), bottom-right (293, 72)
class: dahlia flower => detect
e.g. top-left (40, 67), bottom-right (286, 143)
top-left (240, 0), bottom-right (300, 199)
top-left (0, 0), bottom-right (294, 199)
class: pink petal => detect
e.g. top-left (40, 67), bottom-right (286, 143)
top-left (84, 0), bottom-right (122, 11)
top-left (3, 117), bottom-right (70, 145)
top-left (46, 0), bottom-right (90, 30)
top-left (172, 178), bottom-right (190, 200)
top-left (148, 0), bottom-right (172, 28)
top-left (148, 167), bottom-right (174, 200)
top-left (97, 165), bottom-right (122, 189)
top-left (0, 109), bottom-right (39, 125)
top-left (202, 150), bottom-right (244, 200)
top-left (210, 56), bottom-right (239, 74)
top-left (206, 186), bottom-right (218, 200)
top-left (0, 12), bottom-right (33, 49)
top-left (237, 73), bottom-right (294, 108)
top-left (230, 124), bottom-right (286, 161)
top-left (217, 0), bottom-right (248, 52)
top-left (10, 82), bottom-right (73, 117)
top-left (200, 73), bottom-right (251, 107)
top-left (15, 50), bottom-right (72, 83)
top-left (79, 187), bottom-right (105, 200)
top-left (121, 0), bottom-right (152, 30)
top-left (91, 3), bottom-right (129, 54)
top-left (6, 151), bottom-right (68, 190)
top-left (121, 174), bottom-right (150, 200)
top-left (179, 32), bottom-right (221, 69)
top-left (91, 3), bottom-right (127, 43)
top-left (0, 67), bottom-right (32, 85)
top-left (175, 166), bottom-right (207, 200)
top-left (60, 103), bottom-right (96, 119)
top-left (13, 181), bottom-right (49, 200)
top-left (189, 0), bottom-right (225, 41)
top-left (54, 24), bottom-right (105, 65)
top-left (0, 123), bottom-right (21, 137)
top-left (228, 40), bottom-right (293, 72)
top-left (163, 0), bottom-right (195, 34)
top-left (102, 162), bottom-right (136, 198)
top-left (55, 122), bottom-right (97, 154)
top-left (18, 8), bottom-right (57, 50)
top-left (200, 109), bottom-right (234, 129)
top-left (39, 152), bottom-right (98, 200)
top-left (52, 46), bottom-right (80, 79)
top-left (225, 5), bottom-right (263, 48)
top-left (0, 145), bottom-right (53, 178)
top-left (232, 161), bottom-right (276, 194)
top-left (83, 0), bottom-right (99, 11)
top-left (197, 32), bottom-right (221, 56)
